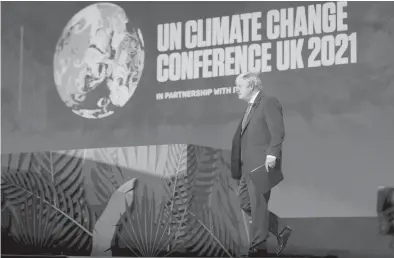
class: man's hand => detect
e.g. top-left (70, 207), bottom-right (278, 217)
top-left (265, 155), bottom-right (276, 172)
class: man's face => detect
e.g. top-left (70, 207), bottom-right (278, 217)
top-left (236, 78), bottom-right (254, 101)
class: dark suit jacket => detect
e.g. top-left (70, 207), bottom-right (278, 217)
top-left (231, 92), bottom-right (285, 194)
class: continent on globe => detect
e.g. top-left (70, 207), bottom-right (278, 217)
top-left (53, 3), bottom-right (145, 119)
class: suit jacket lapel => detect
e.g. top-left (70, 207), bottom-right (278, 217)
top-left (241, 92), bottom-right (263, 136)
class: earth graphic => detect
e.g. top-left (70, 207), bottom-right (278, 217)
top-left (53, 3), bottom-right (145, 119)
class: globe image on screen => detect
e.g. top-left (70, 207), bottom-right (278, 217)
top-left (53, 3), bottom-right (145, 119)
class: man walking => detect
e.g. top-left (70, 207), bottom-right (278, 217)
top-left (231, 72), bottom-right (292, 257)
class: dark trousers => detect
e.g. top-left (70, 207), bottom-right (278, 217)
top-left (238, 174), bottom-right (280, 249)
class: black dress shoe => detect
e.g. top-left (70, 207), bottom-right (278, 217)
top-left (276, 225), bottom-right (292, 256)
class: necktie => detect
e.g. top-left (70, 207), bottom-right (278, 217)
top-left (242, 103), bottom-right (253, 131)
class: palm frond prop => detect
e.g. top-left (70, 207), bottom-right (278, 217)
top-left (186, 208), bottom-right (239, 257)
top-left (163, 173), bottom-right (194, 249)
top-left (2, 169), bottom-right (57, 208)
top-left (161, 145), bottom-right (239, 257)
top-left (90, 146), bottom-right (169, 206)
top-left (192, 146), bottom-right (221, 208)
top-left (10, 193), bottom-right (59, 248)
top-left (1, 193), bottom-right (12, 236)
top-left (30, 150), bottom-right (86, 202)
top-left (90, 148), bottom-right (128, 205)
top-left (162, 145), bottom-right (196, 247)
top-left (188, 146), bottom-right (241, 257)
top-left (1, 152), bottom-right (33, 174)
top-left (116, 184), bottom-right (183, 257)
top-left (1, 151), bottom-right (95, 252)
top-left (211, 149), bottom-right (245, 233)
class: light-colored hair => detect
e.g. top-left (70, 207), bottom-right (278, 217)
top-left (235, 72), bottom-right (263, 91)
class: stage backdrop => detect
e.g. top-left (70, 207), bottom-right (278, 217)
top-left (2, 1), bottom-right (394, 218)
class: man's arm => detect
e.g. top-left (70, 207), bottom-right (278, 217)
top-left (264, 97), bottom-right (285, 158)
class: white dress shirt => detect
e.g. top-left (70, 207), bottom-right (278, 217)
top-left (249, 91), bottom-right (260, 105)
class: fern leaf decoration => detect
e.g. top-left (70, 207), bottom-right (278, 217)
top-left (1, 169), bottom-right (56, 208)
top-left (187, 208), bottom-right (239, 257)
top-left (117, 184), bottom-right (183, 257)
top-left (1, 152), bottom-right (33, 175)
top-left (162, 144), bottom-right (195, 247)
top-left (30, 150), bottom-right (86, 203)
top-left (192, 146), bottom-right (220, 206)
top-left (10, 193), bottom-right (58, 248)
top-left (90, 148), bottom-right (126, 205)
top-left (1, 170), bottom-right (94, 251)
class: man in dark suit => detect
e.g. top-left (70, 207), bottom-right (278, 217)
top-left (377, 187), bottom-right (394, 248)
top-left (231, 72), bottom-right (292, 257)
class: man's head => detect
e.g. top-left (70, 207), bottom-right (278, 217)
top-left (235, 72), bottom-right (263, 102)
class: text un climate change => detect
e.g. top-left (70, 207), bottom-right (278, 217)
top-left (157, 2), bottom-right (350, 83)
